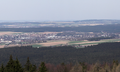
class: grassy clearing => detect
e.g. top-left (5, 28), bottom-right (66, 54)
top-left (80, 43), bottom-right (100, 45)
top-left (101, 39), bottom-right (120, 42)
top-left (69, 38), bottom-right (120, 47)
top-left (69, 40), bottom-right (87, 43)
top-left (32, 44), bottom-right (42, 48)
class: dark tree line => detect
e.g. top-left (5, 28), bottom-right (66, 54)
top-left (1, 55), bottom-right (120, 72)
top-left (0, 55), bottom-right (48, 72)
top-left (88, 37), bottom-right (115, 41)
top-left (0, 42), bottom-right (120, 66)
top-left (0, 24), bottom-right (120, 33)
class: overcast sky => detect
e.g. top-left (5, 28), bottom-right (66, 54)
top-left (0, 0), bottom-right (120, 21)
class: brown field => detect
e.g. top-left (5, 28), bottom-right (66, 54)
top-left (0, 44), bottom-right (33, 48)
top-left (78, 24), bottom-right (104, 26)
top-left (39, 24), bottom-right (54, 26)
top-left (0, 31), bottom-right (61, 36)
top-left (38, 40), bottom-right (69, 46)
top-left (7, 44), bottom-right (33, 47)
top-left (6, 44), bottom-right (21, 47)
top-left (0, 45), bottom-right (5, 48)
top-left (0, 32), bottom-right (22, 36)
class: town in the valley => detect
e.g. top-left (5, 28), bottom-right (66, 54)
top-left (0, 31), bottom-right (120, 48)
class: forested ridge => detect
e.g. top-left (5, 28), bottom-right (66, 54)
top-left (0, 24), bottom-right (120, 33)
top-left (0, 42), bottom-right (120, 72)
top-left (0, 42), bottom-right (120, 66)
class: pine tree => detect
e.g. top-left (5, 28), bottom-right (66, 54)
top-left (24, 57), bottom-right (32, 71)
top-left (38, 62), bottom-right (47, 72)
top-left (14, 58), bottom-right (23, 72)
top-left (5, 55), bottom-right (24, 72)
top-left (24, 57), bottom-right (36, 72)
top-left (6, 55), bottom-right (15, 72)
top-left (0, 64), bottom-right (4, 72)
top-left (30, 65), bottom-right (36, 72)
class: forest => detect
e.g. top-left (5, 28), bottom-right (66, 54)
top-left (0, 24), bottom-right (120, 33)
top-left (1, 44), bottom-right (120, 72)
top-left (0, 42), bottom-right (120, 66)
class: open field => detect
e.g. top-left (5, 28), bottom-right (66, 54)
top-left (72, 40), bottom-right (106, 45)
top-left (0, 44), bottom-right (33, 48)
top-left (69, 40), bottom-right (87, 43)
top-left (0, 31), bottom-right (62, 35)
top-left (36, 40), bottom-right (69, 47)
top-left (69, 39), bottom-right (120, 46)
top-left (6, 44), bottom-right (33, 48)
top-left (0, 31), bottom-right (61, 36)
top-left (0, 31), bottom-right (22, 35)
top-left (32, 45), bottom-right (42, 48)
top-left (0, 45), bottom-right (5, 48)
top-left (78, 24), bottom-right (104, 26)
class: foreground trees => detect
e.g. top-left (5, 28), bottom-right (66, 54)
top-left (5, 55), bottom-right (23, 72)
top-left (24, 57), bottom-right (36, 72)
top-left (0, 55), bottom-right (37, 72)
top-left (38, 62), bottom-right (47, 72)
top-left (1, 55), bottom-right (120, 72)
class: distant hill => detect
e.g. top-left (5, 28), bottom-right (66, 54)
top-left (0, 24), bottom-right (120, 33)
top-left (0, 19), bottom-right (120, 28)
top-left (73, 19), bottom-right (120, 24)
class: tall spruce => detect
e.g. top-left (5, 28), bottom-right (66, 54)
top-left (6, 55), bottom-right (15, 72)
top-left (24, 57), bottom-right (32, 71)
top-left (24, 57), bottom-right (36, 72)
top-left (0, 64), bottom-right (4, 72)
top-left (38, 62), bottom-right (47, 72)
top-left (14, 58), bottom-right (23, 72)
top-left (30, 65), bottom-right (36, 72)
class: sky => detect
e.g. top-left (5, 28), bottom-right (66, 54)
top-left (0, 0), bottom-right (120, 21)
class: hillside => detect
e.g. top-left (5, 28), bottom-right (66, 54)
top-left (0, 24), bottom-right (120, 33)
top-left (0, 42), bottom-right (120, 66)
